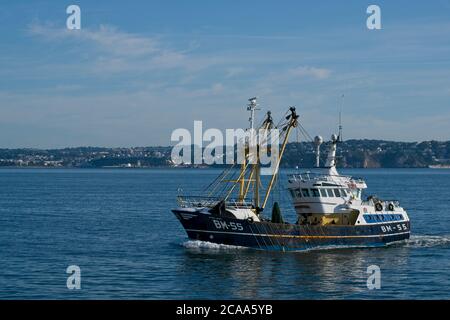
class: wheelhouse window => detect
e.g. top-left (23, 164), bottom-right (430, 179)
top-left (311, 189), bottom-right (320, 197)
top-left (301, 189), bottom-right (310, 197)
top-left (333, 189), bottom-right (341, 197)
top-left (295, 189), bottom-right (302, 198)
top-left (319, 189), bottom-right (327, 197)
top-left (326, 189), bottom-right (334, 197)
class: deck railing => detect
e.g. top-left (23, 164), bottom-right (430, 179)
top-left (288, 172), bottom-right (365, 183)
top-left (176, 195), bottom-right (254, 209)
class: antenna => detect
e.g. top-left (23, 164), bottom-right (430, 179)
top-left (338, 94), bottom-right (344, 142)
top-left (314, 135), bottom-right (323, 168)
top-left (247, 97), bottom-right (259, 131)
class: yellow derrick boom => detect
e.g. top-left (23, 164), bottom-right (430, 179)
top-left (223, 103), bottom-right (299, 215)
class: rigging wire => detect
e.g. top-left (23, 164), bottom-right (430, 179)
top-left (206, 163), bottom-right (235, 196)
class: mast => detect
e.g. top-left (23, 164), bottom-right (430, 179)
top-left (314, 135), bottom-right (323, 168)
top-left (325, 96), bottom-right (344, 173)
top-left (253, 111), bottom-right (274, 212)
top-left (247, 97), bottom-right (258, 131)
top-left (248, 98), bottom-right (260, 209)
top-left (324, 134), bottom-right (340, 177)
top-left (338, 94), bottom-right (344, 142)
top-left (232, 101), bottom-right (299, 212)
top-left (325, 134), bottom-right (338, 168)
top-left (238, 97), bottom-right (259, 202)
top-left (261, 107), bottom-right (299, 210)
top-left (240, 111), bottom-right (273, 202)
top-left (254, 158), bottom-right (260, 209)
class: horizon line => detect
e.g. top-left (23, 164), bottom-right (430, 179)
top-left (1, 138), bottom-right (449, 150)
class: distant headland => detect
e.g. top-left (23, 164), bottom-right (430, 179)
top-left (1, 139), bottom-right (449, 169)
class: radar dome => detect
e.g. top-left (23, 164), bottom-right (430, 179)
top-left (314, 135), bottom-right (323, 145)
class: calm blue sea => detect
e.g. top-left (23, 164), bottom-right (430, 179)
top-left (0, 168), bottom-right (449, 299)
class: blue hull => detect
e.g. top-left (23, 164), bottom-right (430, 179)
top-left (173, 209), bottom-right (410, 251)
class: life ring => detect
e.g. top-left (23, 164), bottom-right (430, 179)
top-left (375, 202), bottom-right (383, 212)
top-left (388, 203), bottom-right (395, 211)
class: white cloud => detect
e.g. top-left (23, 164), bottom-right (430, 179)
top-left (149, 51), bottom-right (186, 68)
top-left (289, 66), bottom-right (331, 79)
top-left (27, 23), bottom-right (192, 74)
top-left (211, 83), bottom-right (225, 94)
top-left (225, 67), bottom-right (245, 78)
top-left (28, 23), bottom-right (159, 57)
top-left (7, 20), bottom-right (447, 147)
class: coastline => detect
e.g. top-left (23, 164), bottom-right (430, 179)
top-left (1, 166), bottom-right (448, 170)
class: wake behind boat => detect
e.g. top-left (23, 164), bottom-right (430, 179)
top-left (173, 98), bottom-right (410, 251)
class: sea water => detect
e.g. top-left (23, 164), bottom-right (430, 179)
top-left (0, 168), bottom-right (449, 299)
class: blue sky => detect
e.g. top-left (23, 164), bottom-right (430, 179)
top-left (0, 0), bottom-right (449, 148)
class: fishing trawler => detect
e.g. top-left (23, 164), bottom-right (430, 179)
top-left (173, 98), bottom-right (410, 251)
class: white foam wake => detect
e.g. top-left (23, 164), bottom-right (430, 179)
top-left (181, 235), bottom-right (450, 252)
top-left (405, 235), bottom-right (450, 248)
top-left (182, 240), bottom-right (248, 251)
